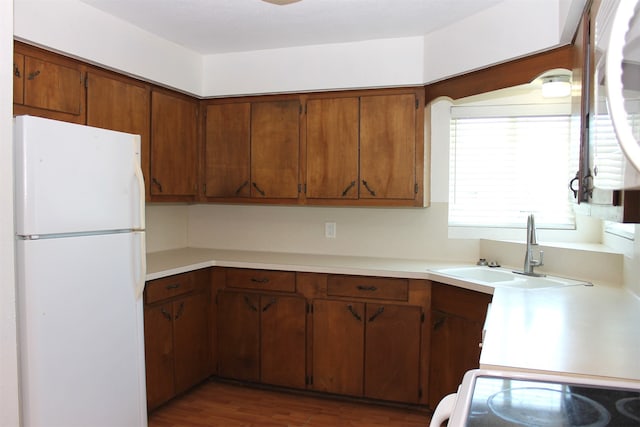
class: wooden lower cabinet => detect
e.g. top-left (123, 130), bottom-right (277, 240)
top-left (217, 289), bottom-right (306, 389)
top-left (312, 298), bottom-right (423, 403)
top-left (144, 269), bottom-right (210, 411)
top-left (428, 282), bottom-right (492, 409)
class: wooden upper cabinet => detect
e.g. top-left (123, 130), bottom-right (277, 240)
top-left (150, 90), bottom-right (199, 199)
top-left (204, 103), bottom-right (251, 198)
top-left (13, 52), bottom-right (24, 105)
top-left (306, 97), bottom-right (360, 199)
top-left (13, 42), bottom-right (85, 124)
top-left (360, 93), bottom-right (417, 200)
top-left (250, 100), bottom-right (300, 199)
top-left (23, 56), bottom-right (83, 115)
top-left (86, 71), bottom-right (151, 201)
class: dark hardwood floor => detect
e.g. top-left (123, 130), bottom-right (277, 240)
top-left (148, 379), bottom-right (432, 426)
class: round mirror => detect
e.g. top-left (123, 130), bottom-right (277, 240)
top-left (606, 0), bottom-right (640, 174)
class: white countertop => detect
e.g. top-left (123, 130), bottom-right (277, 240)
top-left (146, 247), bottom-right (640, 383)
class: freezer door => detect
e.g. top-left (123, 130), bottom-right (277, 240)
top-left (16, 232), bottom-right (147, 427)
top-left (14, 115), bottom-right (144, 236)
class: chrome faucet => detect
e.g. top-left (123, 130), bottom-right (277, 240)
top-left (517, 214), bottom-right (546, 277)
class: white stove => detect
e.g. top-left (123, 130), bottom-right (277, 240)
top-left (431, 369), bottom-right (640, 427)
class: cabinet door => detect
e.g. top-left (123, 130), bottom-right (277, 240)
top-left (144, 303), bottom-right (174, 410)
top-left (13, 52), bottom-right (24, 105)
top-left (364, 303), bottom-right (421, 403)
top-left (86, 72), bottom-right (151, 200)
top-left (204, 103), bottom-right (251, 198)
top-left (312, 299), bottom-right (364, 396)
top-left (306, 97), bottom-right (360, 199)
top-left (360, 94), bottom-right (416, 199)
top-left (428, 309), bottom-right (484, 409)
top-left (23, 55), bottom-right (83, 115)
top-left (250, 100), bottom-right (300, 199)
top-left (173, 292), bottom-right (210, 395)
top-left (217, 291), bottom-right (260, 382)
top-left (150, 90), bottom-right (199, 197)
top-left (260, 295), bottom-right (306, 389)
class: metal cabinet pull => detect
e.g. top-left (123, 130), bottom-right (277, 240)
top-left (433, 317), bottom-right (446, 331)
top-left (368, 306), bottom-right (385, 322)
top-left (252, 182), bottom-right (266, 196)
top-left (362, 180), bottom-right (376, 196)
top-left (356, 285), bottom-right (377, 292)
top-left (161, 307), bottom-right (172, 321)
top-left (341, 181), bottom-right (356, 197)
top-left (244, 296), bottom-right (258, 312)
top-left (235, 180), bottom-right (249, 195)
top-left (347, 304), bottom-right (362, 321)
top-left (166, 283), bottom-right (180, 290)
top-left (174, 302), bottom-right (185, 320)
top-left (27, 70), bottom-right (41, 80)
top-left (14, 64), bottom-right (21, 78)
top-left (250, 277), bottom-right (270, 284)
top-left (152, 178), bottom-right (163, 193)
top-left (262, 298), bottom-right (277, 312)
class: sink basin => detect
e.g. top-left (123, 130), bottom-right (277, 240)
top-left (432, 266), bottom-right (590, 290)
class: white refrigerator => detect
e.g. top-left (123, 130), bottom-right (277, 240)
top-left (14, 115), bottom-right (148, 427)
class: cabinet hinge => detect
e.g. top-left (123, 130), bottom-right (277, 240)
top-left (415, 98), bottom-right (419, 109)
top-left (414, 183), bottom-right (419, 194)
top-left (84, 74), bottom-right (89, 89)
top-left (298, 184), bottom-right (307, 194)
top-left (418, 388), bottom-right (423, 398)
top-left (307, 302), bottom-right (313, 314)
top-left (305, 375), bottom-right (313, 386)
top-left (203, 183), bottom-right (207, 194)
top-left (421, 312), bottom-right (425, 323)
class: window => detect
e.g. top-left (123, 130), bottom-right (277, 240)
top-left (449, 104), bottom-right (575, 229)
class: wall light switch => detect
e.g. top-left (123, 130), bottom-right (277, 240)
top-left (325, 222), bottom-right (336, 239)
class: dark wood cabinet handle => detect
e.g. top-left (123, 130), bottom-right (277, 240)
top-left (152, 177), bottom-right (163, 193)
top-left (347, 304), bottom-right (362, 321)
top-left (27, 70), bottom-right (41, 80)
top-left (368, 306), bottom-right (385, 322)
top-left (235, 180), bottom-right (249, 195)
top-left (362, 180), bottom-right (376, 196)
top-left (244, 296), bottom-right (258, 312)
top-left (356, 285), bottom-right (377, 292)
top-left (262, 298), bottom-right (277, 312)
top-left (341, 181), bottom-right (356, 197)
top-left (433, 317), bottom-right (446, 331)
top-left (174, 302), bottom-right (185, 320)
top-left (252, 182), bottom-right (266, 196)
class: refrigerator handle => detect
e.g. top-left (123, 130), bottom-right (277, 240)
top-left (134, 232), bottom-right (147, 300)
top-left (134, 160), bottom-right (145, 229)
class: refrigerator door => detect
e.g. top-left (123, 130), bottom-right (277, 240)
top-left (14, 115), bottom-right (144, 236)
top-left (16, 232), bottom-right (147, 427)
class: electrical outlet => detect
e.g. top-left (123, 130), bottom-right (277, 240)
top-left (325, 222), bottom-right (336, 239)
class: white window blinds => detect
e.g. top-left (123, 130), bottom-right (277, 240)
top-left (449, 107), bottom-right (575, 229)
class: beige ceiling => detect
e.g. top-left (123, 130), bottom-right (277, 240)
top-left (79, 0), bottom-right (505, 54)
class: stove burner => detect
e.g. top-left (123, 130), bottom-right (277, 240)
top-left (487, 387), bottom-right (611, 427)
top-left (616, 397), bottom-right (640, 422)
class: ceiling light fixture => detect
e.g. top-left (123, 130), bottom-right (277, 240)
top-left (261, 0), bottom-right (302, 5)
top-left (541, 75), bottom-right (572, 98)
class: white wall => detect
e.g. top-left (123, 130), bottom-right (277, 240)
top-left (423, 0), bottom-right (560, 84)
top-left (14, 0), bottom-right (583, 98)
top-left (14, 0), bottom-right (203, 95)
top-left (1, 0), bottom-right (19, 423)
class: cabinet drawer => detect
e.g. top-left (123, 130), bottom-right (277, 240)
top-left (431, 283), bottom-right (492, 321)
top-left (327, 275), bottom-right (408, 301)
top-left (226, 269), bottom-right (295, 292)
top-left (145, 273), bottom-right (194, 304)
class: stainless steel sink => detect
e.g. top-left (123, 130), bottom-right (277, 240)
top-left (432, 266), bottom-right (591, 290)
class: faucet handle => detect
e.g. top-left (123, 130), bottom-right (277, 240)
top-left (538, 250), bottom-right (544, 266)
